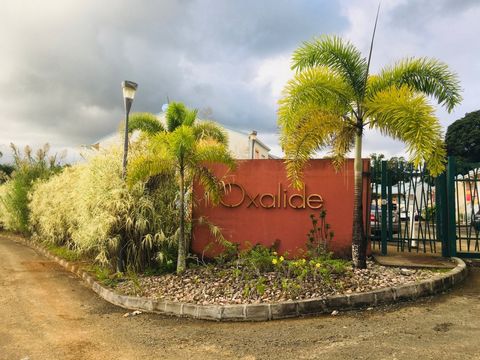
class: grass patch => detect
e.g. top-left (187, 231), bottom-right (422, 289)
top-left (44, 242), bottom-right (144, 291)
top-left (46, 244), bottom-right (81, 262)
top-left (85, 264), bottom-right (125, 287)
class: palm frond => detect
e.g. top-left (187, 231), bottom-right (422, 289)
top-left (195, 216), bottom-right (231, 250)
top-left (165, 102), bottom-right (187, 132)
top-left (279, 67), bottom-right (354, 123)
top-left (188, 138), bottom-right (236, 205)
top-left (291, 35), bottom-right (367, 99)
top-left (368, 58), bottom-right (462, 112)
top-left (193, 139), bottom-right (236, 169)
top-left (127, 134), bottom-right (176, 185)
top-left (182, 108), bottom-right (198, 127)
top-left (127, 153), bottom-right (175, 186)
top-left (328, 125), bottom-right (356, 168)
top-left (365, 85), bottom-right (446, 175)
top-left (194, 165), bottom-right (224, 205)
top-left (193, 121), bottom-right (229, 145)
top-left (128, 112), bottom-right (165, 135)
top-left (280, 106), bottom-right (343, 188)
top-left (167, 125), bottom-right (196, 159)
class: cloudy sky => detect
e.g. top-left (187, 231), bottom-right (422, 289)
top-left (0, 0), bottom-right (478, 163)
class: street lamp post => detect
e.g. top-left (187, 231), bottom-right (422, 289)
top-left (121, 80), bottom-right (138, 180)
top-left (118, 80), bottom-right (137, 273)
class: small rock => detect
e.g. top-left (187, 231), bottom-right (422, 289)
top-left (123, 312), bottom-right (131, 318)
top-left (367, 307), bottom-right (373, 311)
top-left (400, 268), bottom-right (412, 276)
top-left (331, 310), bottom-right (339, 316)
top-left (132, 310), bottom-right (142, 316)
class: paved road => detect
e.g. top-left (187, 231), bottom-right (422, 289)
top-left (1, 235), bottom-right (480, 360)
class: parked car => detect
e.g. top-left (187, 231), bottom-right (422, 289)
top-left (370, 204), bottom-right (400, 236)
top-left (399, 208), bottom-right (411, 221)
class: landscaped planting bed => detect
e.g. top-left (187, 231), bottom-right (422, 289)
top-left (114, 256), bottom-right (444, 305)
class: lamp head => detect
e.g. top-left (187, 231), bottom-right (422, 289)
top-left (122, 80), bottom-right (138, 100)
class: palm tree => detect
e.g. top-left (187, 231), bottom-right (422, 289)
top-left (128, 112), bottom-right (166, 136)
top-left (278, 35), bottom-right (461, 268)
top-left (128, 102), bottom-right (235, 273)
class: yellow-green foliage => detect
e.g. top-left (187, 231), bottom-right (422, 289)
top-left (0, 144), bottom-right (61, 233)
top-left (29, 165), bottom-right (79, 245)
top-left (29, 144), bottom-right (179, 271)
top-left (0, 181), bottom-right (14, 230)
top-left (279, 35), bottom-right (462, 186)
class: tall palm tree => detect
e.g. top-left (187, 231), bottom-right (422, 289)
top-left (278, 35), bottom-right (461, 268)
top-left (128, 102), bottom-right (235, 273)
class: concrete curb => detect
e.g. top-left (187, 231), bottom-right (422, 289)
top-left (17, 237), bottom-right (467, 322)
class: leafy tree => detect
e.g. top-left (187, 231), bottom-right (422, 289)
top-left (370, 153), bottom-right (413, 185)
top-left (0, 151), bottom-right (14, 183)
top-left (128, 102), bottom-right (236, 273)
top-left (0, 164), bottom-right (14, 182)
top-left (278, 35), bottom-right (461, 268)
top-left (446, 110), bottom-right (480, 174)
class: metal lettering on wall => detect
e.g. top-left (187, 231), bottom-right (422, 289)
top-left (220, 183), bottom-right (323, 209)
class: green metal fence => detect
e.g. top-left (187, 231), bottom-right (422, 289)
top-left (451, 160), bottom-right (480, 258)
top-left (369, 157), bottom-right (480, 258)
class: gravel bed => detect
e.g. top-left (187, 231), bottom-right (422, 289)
top-left (115, 261), bottom-right (442, 305)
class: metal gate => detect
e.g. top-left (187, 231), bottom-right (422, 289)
top-left (451, 160), bottom-right (480, 258)
top-left (369, 157), bottom-right (480, 258)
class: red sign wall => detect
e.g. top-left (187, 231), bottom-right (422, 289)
top-left (192, 159), bottom-right (370, 258)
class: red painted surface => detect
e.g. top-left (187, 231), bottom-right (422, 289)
top-left (192, 159), bottom-right (370, 258)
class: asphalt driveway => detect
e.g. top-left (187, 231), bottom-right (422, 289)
top-left (1, 235), bottom-right (479, 360)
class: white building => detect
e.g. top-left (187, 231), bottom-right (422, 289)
top-left (223, 127), bottom-right (276, 159)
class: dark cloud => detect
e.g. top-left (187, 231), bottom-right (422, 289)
top-left (0, 0), bottom-right (346, 156)
top-left (1, 0), bottom-right (479, 163)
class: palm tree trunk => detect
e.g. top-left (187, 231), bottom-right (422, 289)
top-left (352, 128), bottom-right (367, 268)
top-left (177, 163), bottom-right (187, 274)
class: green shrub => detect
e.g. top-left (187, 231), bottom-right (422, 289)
top-left (29, 143), bottom-right (180, 272)
top-left (0, 182), bottom-right (13, 230)
top-left (0, 144), bottom-right (61, 233)
top-left (237, 244), bottom-right (277, 274)
top-left (306, 210), bottom-right (334, 257)
top-left (227, 243), bottom-right (350, 298)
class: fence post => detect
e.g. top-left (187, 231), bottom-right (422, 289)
top-left (381, 160), bottom-right (388, 255)
top-left (435, 172), bottom-right (449, 257)
top-left (446, 156), bottom-right (457, 257)
top-left (387, 165), bottom-right (393, 244)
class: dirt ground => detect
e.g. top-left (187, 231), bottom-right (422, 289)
top-left (1, 235), bottom-right (480, 360)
